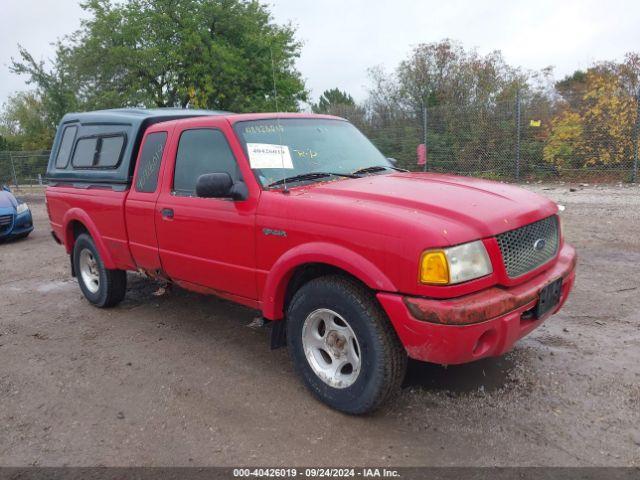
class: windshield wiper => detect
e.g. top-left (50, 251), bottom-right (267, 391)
top-left (352, 165), bottom-right (409, 176)
top-left (267, 171), bottom-right (359, 188)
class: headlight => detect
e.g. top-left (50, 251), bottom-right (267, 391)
top-left (419, 240), bottom-right (492, 285)
top-left (16, 203), bottom-right (29, 215)
top-left (556, 205), bottom-right (565, 238)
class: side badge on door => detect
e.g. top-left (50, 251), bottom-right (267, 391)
top-left (263, 228), bottom-right (287, 238)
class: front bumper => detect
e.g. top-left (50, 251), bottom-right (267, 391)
top-left (0, 210), bottom-right (34, 239)
top-left (377, 243), bottom-right (577, 365)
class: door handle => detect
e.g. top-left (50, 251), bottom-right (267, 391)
top-left (161, 208), bottom-right (174, 219)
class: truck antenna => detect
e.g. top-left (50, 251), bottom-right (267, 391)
top-left (270, 47), bottom-right (288, 193)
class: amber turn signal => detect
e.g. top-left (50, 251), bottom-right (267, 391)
top-left (419, 250), bottom-right (450, 285)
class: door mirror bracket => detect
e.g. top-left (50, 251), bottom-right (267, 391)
top-left (196, 173), bottom-right (247, 201)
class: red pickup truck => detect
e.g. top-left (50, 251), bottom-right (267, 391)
top-left (45, 108), bottom-right (576, 414)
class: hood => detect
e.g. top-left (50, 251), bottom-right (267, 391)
top-left (290, 172), bottom-right (558, 245)
top-left (0, 190), bottom-right (17, 210)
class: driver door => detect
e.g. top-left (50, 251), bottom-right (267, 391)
top-left (155, 120), bottom-right (258, 302)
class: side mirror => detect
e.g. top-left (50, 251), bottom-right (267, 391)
top-left (196, 173), bottom-right (247, 201)
top-left (386, 157), bottom-right (398, 166)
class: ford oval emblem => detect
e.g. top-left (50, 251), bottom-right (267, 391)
top-left (533, 238), bottom-right (546, 251)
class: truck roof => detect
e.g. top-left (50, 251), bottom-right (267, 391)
top-left (60, 107), bottom-right (229, 124)
top-left (46, 109), bottom-right (347, 188)
top-left (47, 108), bottom-right (229, 187)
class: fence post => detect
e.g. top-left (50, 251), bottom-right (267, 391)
top-left (423, 102), bottom-right (428, 172)
top-left (9, 152), bottom-right (19, 190)
top-left (632, 87), bottom-right (640, 183)
top-left (515, 89), bottom-right (521, 181)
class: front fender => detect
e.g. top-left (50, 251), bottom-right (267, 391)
top-left (261, 242), bottom-right (397, 320)
top-left (62, 208), bottom-right (117, 269)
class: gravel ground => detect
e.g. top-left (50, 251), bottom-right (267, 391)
top-left (0, 184), bottom-right (639, 467)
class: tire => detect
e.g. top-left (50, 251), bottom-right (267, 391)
top-left (286, 275), bottom-right (407, 415)
top-left (73, 233), bottom-right (127, 308)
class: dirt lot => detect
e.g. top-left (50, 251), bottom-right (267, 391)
top-left (0, 184), bottom-right (639, 467)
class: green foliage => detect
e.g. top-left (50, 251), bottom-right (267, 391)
top-left (0, 130), bottom-right (20, 152)
top-left (7, 0), bottom-right (308, 147)
top-left (0, 92), bottom-right (55, 150)
top-left (357, 40), bottom-right (535, 173)
top-left (312, 88), bottom-right (355, 114)
top-left (337, 40), bottom-right (640, 179)
top-left (374, 39), bottom-right (529, 115)
top-left (9, 45), bottom-right (79, 141)
top-left (544, 59), bottom-right (640, 171)
top-left (64, 0), bottom-right (308, 111)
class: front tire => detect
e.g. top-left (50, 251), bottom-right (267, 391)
top-left (286, 275), bottom-right (407, 414)
top-left (73, 233), bottom-right (126, 308)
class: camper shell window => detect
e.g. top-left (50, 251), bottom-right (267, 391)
top-left (54, 125), bottom-right (78, 168)
top-left (71, 134), bottom-right (126, 169)
top-left (46, 109), bottom-right (228, 186)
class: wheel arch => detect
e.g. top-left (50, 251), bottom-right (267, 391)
top-left (62, 209), bottom-right (117, 269)
top-left (261, 242), bottom-right (397, 321)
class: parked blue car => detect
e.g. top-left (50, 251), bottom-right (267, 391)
top-left (0, 185), bottom-right (33, 241)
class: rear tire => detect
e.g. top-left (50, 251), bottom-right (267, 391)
top-left (73, 233), bottom-right (126, 308)
top-left (286, 275), bottom-right (407, 415)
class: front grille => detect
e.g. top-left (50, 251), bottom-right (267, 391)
top-left (496, 215), bottom-right (559, 278)
top-left (0, 214), bottom-right (13, 233)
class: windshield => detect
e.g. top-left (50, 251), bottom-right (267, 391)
top-left (233, 118), bottom-right (390, 188)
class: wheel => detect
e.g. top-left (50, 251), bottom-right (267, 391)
top-left (286, 275), bottom-right (407, 414)
top-left (73, 233), bottom-right (127, 308)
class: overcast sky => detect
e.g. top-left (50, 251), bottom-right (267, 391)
top-left (1, 0), bottom-right (639, 107)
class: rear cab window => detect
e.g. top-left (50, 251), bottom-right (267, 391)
top-left (135, 132), bottom-right (168, 193)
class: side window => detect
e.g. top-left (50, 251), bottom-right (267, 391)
top-left (135, 132), bottom-right (167, 193)
top-left (72, 138), bottom-right (98, 167)
top-left (54, 125), bottom-right (78, 168)
top-left (72, 134), bottom-right (126, 168)
top-left (98, 136), bottom-right (125, 167)
top-left (173, 129), bottom-right (240, 196)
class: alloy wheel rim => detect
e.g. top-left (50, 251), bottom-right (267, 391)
top-left (301, 308), bottom-right (361, 389)
top-left (79, 249), bottom-right (100, 294)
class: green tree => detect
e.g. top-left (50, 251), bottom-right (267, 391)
top-left (312, 88), bottom-right (355, 113)
top-left (362, 40), bottom-right (536, 173)
top-left (0, 135), bottom-right (14, 152)
top-left (545, 61), bottom-right (639, 172)
top-left (383, 39), bottom-right (528, 114)
top-left (0, 92), bottom-right (55, 150)
top-left (11, 0), bottom-right (308, 120)
top-left (9, 45), bottom-right (79, 136)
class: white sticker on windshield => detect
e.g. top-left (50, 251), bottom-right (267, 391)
top-left (247, 143), bottom-right (293, 169)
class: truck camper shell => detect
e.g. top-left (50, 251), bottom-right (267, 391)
top-left (45, 108), bottom-right (226, 189)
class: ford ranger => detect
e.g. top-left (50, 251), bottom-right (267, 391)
top-left (45, 108), bottom-right (576, 414)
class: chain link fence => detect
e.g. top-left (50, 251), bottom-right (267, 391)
top-left (1, 89), bottom-right (639, 187)
top-left (0, 150), bottom-right (50, 191)
top-left (335, 89), bottom-right (640, 182)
